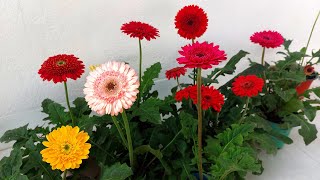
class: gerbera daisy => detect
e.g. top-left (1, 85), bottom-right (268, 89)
top-left (175, 85), bottom-right (197, 102)
top-left (304, 65), bottom-right (315, 76)
top-left (121, 21), bottom-right (159, 41)
top-left (177, 41), bottom-right (227, 69)
top-left (232, 75), bottom-right (264, 97)
top-left (165, 67), bottom-right (187, 80)
top-left (175, 5), bottom-right (208, 40)
top-left (84, 61), bottom-right (139, 116)
top-left (38, 54), bottom-right (85, 83)
top-left (250, 30), bottom-right (284, 48)
top-left (40, 125), bottom-right (91, 171)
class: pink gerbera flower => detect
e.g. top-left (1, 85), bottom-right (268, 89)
top-left (84, 61), bottom-right (139, 116)
top-left (177, 41), bottom-right (227, 69)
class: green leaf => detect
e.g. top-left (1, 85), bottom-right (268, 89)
top-left (307, 87), bottom-right (320, 98)
top-left (141, 62), bottom-right (162, 97)
top-left (72, 97), bottom-right (91, 118)
top-left (217, 124), bottom-right (256, 147)
top-left (0, 148), bottom-right (23, 179)
top-left (134, 145), bottom-right (163, 159)
top-left (0, 124), bottom-right (28, 143)
top-left (45, 102), bottom-right (70, 125)
top-left (246, 115), bottom-right (272, 132)
top-left (283, 39), bottom-right (292, 52)
top-left (312, 49), bottom-right (320, 57)
top-left (284, 114), bottom-right (317, 145)
top-left (274, 88), bottom-right (296, 102)
top-left (303, 102), bottom-right (317, 121)
top-left (248, 132), bottom-right (277, 154)
top-left (281, 98), bottom-right (304, 113)
top-left (41, 98), bottom-right (55, 114)
top-left (132, 98), bottom-right (162, 124)
top-left (179, 112), bottom-right (197, 140)
top-left (100, 162), bottom-right (133, 180)
top-left (268, 129), bottom-right (293, 144)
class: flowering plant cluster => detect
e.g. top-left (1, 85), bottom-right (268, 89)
top-left (1, 4), bottom-right (320, 180)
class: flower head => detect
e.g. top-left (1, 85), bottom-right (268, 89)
top-left (250, 30), bottom-right (284, 48)
top-left (304, 65), bottom-right (315, 76)
top-left (165, 67), bottom-right (187, 80)
top-left (121, 21), bottom-right (159, 41)
top-left (232, 75), bottom-right (264, 97)
top-left (175, 5), bottom-right (208, 39)
top-left (38, 54), bottom-right (85, 83)
top-left (175, 85), bottom-right (224, 112)
top-left (40, 126), bottom-right (91, 171)
top-left (84, 61), bottom-right (139, 116)
top-left (177, 41), bottom-right (227, 69)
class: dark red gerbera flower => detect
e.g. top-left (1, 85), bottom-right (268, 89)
top-left (296, 80), bottom-right (313, 96)
top-left (175, 5), bottom-right (208, 40)
top-left (121, 21), bottom-right (159, 41)
top-left (250, 30), bottom-right (284, 48)
top-left (38, 54), bottom-right (85, 83)
top-left (177, 41), bottom-right (227, 69)
top-left (304, 65), bottom-right (315, 76)
top-left (232, 75), bottom-right (264, 97)
top-left (165, 67), bottom-right (187, 80)
top-left (175, 85), bottom-right (224, 112)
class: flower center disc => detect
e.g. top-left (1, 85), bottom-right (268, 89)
top-left (196, 53), bottom-right (205, 58)
top-left (106, 81), bottom-right (117, 92)
top-left (263, 36), bottom-right (270, 40)
top-left (56, 60), bottom-right (66, 66)
top-left (242, 81), bottom-right (253, 89)
top-left (187, 20), bottom-right (194, 26)
top-left (62, 143), bottom-right (72, 154)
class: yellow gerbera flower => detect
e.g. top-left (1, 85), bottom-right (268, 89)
top-left (40, 125), bottom-right (91, 171)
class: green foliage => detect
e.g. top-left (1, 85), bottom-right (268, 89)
top-left (274, 88), bottom-right (296, 102)
top-left (100, 163), bottom-right (133, 180)
top-left (140, 62), bottom-right (162, 98)
top-left (0, 148), bottom-right (28, 180)
top-left (71, 97), bottom-right (91, 118)
top-left (132, 98), bottom-right (162, 124)
top-left (179, 111), bottom-right (197, 140)
top-left (42, 98), bottom-right (69, 126)
top-left (248, 132), bottom-right (278, 154)
top-left (0, 125), bottom-right (28, 143)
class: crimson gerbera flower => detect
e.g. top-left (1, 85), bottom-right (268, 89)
top-left (165, 67), bottom-right (187, 80)
top-left (175, 85), bottom-right (224, 112)
top-left (304, 65), bottom-right (315, 76)
top-left (38, 54), bottom-right (85, 83)
top-left (121, 21), bottom-right (159, 41)
top-left (175, 5), bottom-right (208, 40)
top-left (232, 75), bottom-right (264, 97)
top-left (250, 30), bottom-right (284, 48)
top-left (177, 41), bottom-right (227, 69)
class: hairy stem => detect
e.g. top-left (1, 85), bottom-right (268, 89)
top-left (122, 110), bottom-right (134, 168)
top-left (138, 39), bottom-right (143, 107)
top-left (62, 170), bottom-right (67, 180)
top-left (197, 68), bottom-right (203, 180)
top-left (64, 81), bottom-right (75, 126)
top-left (111, 116), bottom-right (128, 148)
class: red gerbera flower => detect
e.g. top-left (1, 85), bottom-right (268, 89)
top-left (38, 54), bottom-right (85, 83)
top-left (250, 30), bottom-right (284, 48)
top-left (296, 80), bottom-right (313, 96)
top-left (175, 85), bottom-right (224, 112)
top-left (175, 5), bottom-right (208, 39)
top-left (177, 41), bottom-right (227, 69)
top-left (232, 75), bottom-right (264, 97)
top-left (165, 67), bottom-right (187, 80)
top-left (121, 21), bottom-right (159, 41)
top-left (304, 65), bottom-right (315, 76)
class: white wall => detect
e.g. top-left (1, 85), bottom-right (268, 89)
top-left (0, 0), bottom-right (320, 179)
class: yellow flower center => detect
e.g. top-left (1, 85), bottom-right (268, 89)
top-left (62, 143), bottom-right (72, 154)
top-left (56, 60), bottom-right (66, 66)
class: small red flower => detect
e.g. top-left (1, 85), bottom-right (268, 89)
top-left (296, 80), bottom-right (313, 96)
top-left (38, 54), bottom-right (85, 83)
top-left (175, 5), bottom-right (208, 39)
top-left (304, 65), bottom-right (315, 76)
top-left (175, 85), bottom-right (224, 112)
top-left (232, 75), bottom-right (264, 97)
top-left (121, 21), bottom-right (159, 41)
top-left (165, 67), bottom-right (187, 80)
top-left (177, 41), bottom-right (227, 69)
top-left (250, 30), bottom-right (284, 48)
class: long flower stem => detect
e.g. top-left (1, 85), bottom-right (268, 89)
top-left (261, 47), bottom-right (267, 81)
top-left (111, 116), bottom-right (128, 148)
top-left (122, 110), bottom-right (134, 168)
top-left (196, 68), bottom-right (203, 180)
top-left (176, 78), bottom-right (182, 89)
top-left (301, 10), bottom-right (320, 66)
top-left (239, 97), bottom-right (250, 124)
top-left (137, 39), bottom-right (143, 107)
top-left (192, 39), bottom-right (196, 85)
top-left (62, 170), bottom-right (67, 180)
top-left (64, 81), bottom-right (75, 126)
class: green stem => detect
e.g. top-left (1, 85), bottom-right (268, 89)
top-left (239, 97), bottom-right (250, 124)
top-left (261, 47), bottom-right (267, 81)
top-left (192, 39), bottom-right (196, 85)
top-left (62, 170), bottom-right (67, 180)
top-left (64, 81), bottom-right (75, 126)
top-left (122, 110), bottom-right (134, 168)
top-left (301, 10), bottom-right (320, 66)
top-left (176, 78), bottom-right (182, 90)
top-left (138, 39), bottom-right (143, 107)
top-left (162, 130), bottom-right (182, 152)
top-left (196, 68), bottom-right (203, 180)
top-left (111, 116), bottom-right (128, 148)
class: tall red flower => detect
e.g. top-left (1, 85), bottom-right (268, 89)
top-left (175, 5), bottom-right (208, 39)
top-left (175, 85), bottom-right (224, 112)
top-left (232, 75), bottom-right (264, 97)
top-left (121, 21), bottom-right (159, 41)
top-left (38, 54), bottom-right (85, 83)
top-left (250, 30), bottom-right (284, 48)
top-left (296, 80), bottom-right (313, 96)
top-left (177, 41), bottom-right (227, 69)
top-left (165, 67), bottom-right (187, 80)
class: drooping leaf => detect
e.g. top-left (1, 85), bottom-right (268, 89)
top-left (280, 98), bottom-right (304, 113)
top-left (248, 132), bottom-right (277, 154)
top-left (141, 62), bottom-right (162, 97)
top-left (100, 162), bottom-right (133, 180)
top-left (274, 88), bottom-right (296, 102)
top-left (132, 98), bottom-right (162, 124)
top-left (245, 115), bottom-right (272, 132)
top-left (0, 124), bottom-right (28, 143)
top-left (303, 102), bottom-right (317, 121)
top-left (268, 129), bottom-right (293, 144)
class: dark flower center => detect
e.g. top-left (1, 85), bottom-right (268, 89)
top-left (307, 68), bottom-right (313, 72)
top-left (242, 81), bottom-right (253, 89)
top-left (204, 95), bottom-right (211, 101)
top-left (187, 20), bottom-right (194, 26)
top-left (64, 144), bottom-right (70, 151)
top-left (56, 60), bottom-right (66, 66)
top-left (196, 53), bottom-right (205, 58)
top-left (263, 36), bottom-right (270, 40)
top-left (106, 82), bottom-right (116, 92)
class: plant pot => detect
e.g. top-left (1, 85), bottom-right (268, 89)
top-left (269, 122), bottom-right (292, 149)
